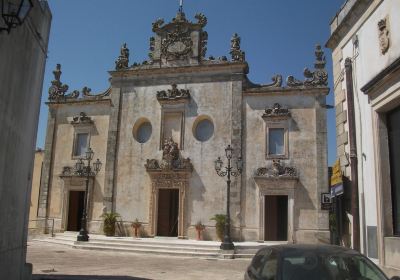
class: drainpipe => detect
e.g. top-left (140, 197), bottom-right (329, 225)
top-left (345, 57), bottom-right (360, 251)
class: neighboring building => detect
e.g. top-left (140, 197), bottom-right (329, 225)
top-left (327, 0), bottom-right (400, 276)
top-left (0, 1), bottom-right (52, 279)
top-left (28, 149), bottom-right (44, 232)
top-left (38, 10), bottom-right (330, 244)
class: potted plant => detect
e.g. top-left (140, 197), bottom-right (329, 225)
top-left (210, 214), bottom-right (226, 241)
top-left (195, 221), bottom-right (205, 240)
top-left (101, 212), bottom-right (120, 236)
top-left (131, 218), bottom-right (142, 238)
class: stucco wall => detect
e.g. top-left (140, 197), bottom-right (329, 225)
top-left (0, 1), bottom-right (51, 279)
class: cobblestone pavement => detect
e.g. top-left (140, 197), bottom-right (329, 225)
top-left (27, 241), bottom-right (251, 280)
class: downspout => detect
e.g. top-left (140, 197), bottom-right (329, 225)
top-left (345, 57), bottom-right (360, 251)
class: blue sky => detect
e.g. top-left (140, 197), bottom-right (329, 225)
top-left (37, 0), bottom-right (344, 165)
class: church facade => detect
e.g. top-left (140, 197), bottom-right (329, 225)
top-left (37, 10), bottom-right (330, 243)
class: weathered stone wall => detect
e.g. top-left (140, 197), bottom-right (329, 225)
top-left (112, 64), bottom-right (245, 240)
top-left (242, 90), bottom-right (329, 243)
top-left (0, 1), bottom-right (51, 279)
top-left (44, 102), bottom-right (110, 232)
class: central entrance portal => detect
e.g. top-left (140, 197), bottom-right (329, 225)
top-left (67, 191), bottom-right (84, 231)
top-left (157, 189), bottom-right (179, 237)
top-left (265, 195), bottom-right (288, 241)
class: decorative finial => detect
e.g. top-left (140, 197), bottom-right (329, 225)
top-left (230, 33), bottom-right (245, 62)
top-left (115, 43), bottom-right (130, 70)
top-left (48, 64), bottom-right (72, 101)
top-left (314, 44), bottom-right (326, 69)
top-left (179, 0), bottom-right (183, 13)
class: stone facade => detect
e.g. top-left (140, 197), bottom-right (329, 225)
top-left (327, 0), bottom-right (400, 276)
top-left (0, 1), bottom-right (52, 279)
top-left (38, 10), bottom-right (329, 244)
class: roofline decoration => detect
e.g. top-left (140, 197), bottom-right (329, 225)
top-left (230, 33), bottom-right (245, 62)
top-left (48, 64), bottom-right (111, 103)
top-left (286, 45), bottom-right (328, 88)
top-left (115, 43), bottom-right (129, 70)
top-left (255, 160), bottom-right (298, 179)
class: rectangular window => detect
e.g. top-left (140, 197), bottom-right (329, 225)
top-left (388, 106), bottom-right (400, 236)
top-left (74, 133), bottom-right (88, 157)
top-left (268, 128), bottom-right (285, 155)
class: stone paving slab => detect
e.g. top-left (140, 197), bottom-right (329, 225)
top-left (27, 241), bottom-right (251, 280)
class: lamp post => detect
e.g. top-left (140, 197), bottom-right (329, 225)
top-left (74, 147), bottom-right (102, 242)
top-left (214, 145), bottom-right (242, 250)
top-left (1, 0), bottom-right (33, 33)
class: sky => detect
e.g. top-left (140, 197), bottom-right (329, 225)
top-left (37, 0), bottom-right (344, 166)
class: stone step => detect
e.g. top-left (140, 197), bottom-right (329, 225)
top-left (72, 244), bottom-right (220, 258)
top-left (34, 232), bottom-right (273, 259)
top-left (75, 240), bottom-right (220, 253)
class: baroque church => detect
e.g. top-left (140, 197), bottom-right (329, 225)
top-left (37, 9), bottom-right (330, 243)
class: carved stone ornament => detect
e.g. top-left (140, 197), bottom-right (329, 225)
top-left (61, 166), bottom-right (74, 176)
top-left (71, 112), bottom-right (93, 125)
top-left (156, 84), bottom-right (190, 102)
top-left (48, 64), bottom-right (77, 101)
top-left (148, 36), bottom-right (155, 61)
top-left (264, 74), bottom-right (283, 88)
top-left (255, 160), bottom-right (297, 178)
top-left (48, 64), bottom-right (110, 102)
top-left (161, 24), bottom-right (193, 60)
top-left (115, 43), bottom-right (130, 70)
top-left (286, 45), bottom-right (328, 87)
top-left (262, 103), bottom-right (290, 119)
top-left (145, 138), bottom-right (193, 172)
top-left (378, 18), bottom-right (390, 55)
top-left (230, 33), bottom-right (245, 62)
top-left (195, 13), bottom-right (207, 27)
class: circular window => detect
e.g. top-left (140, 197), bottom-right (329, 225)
top-left (194, 117), bottom-right (214, 142)
top-left (133, 119), bottom-right (152, 143)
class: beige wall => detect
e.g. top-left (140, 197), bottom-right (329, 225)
top-left (28, 150), bottom-right (44, 229)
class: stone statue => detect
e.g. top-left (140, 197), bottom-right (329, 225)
top-left (115, 43), bottom-right (130, 70)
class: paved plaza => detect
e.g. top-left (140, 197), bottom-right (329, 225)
top-left (27, 241), bottom-right (251, 280)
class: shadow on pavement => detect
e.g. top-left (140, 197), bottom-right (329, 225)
top-left (32, 275), bottom-right (152, 280)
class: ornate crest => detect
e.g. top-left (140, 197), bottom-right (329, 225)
top-left (262, 103), bottom-right (290, 119)
top-left (255, 160), bottom-right (297, 178)
top-left (230, 33), bottom-right (245, 62)
top-left (264, 75), bottom-right (283, 88)
top-left (145, 138), bottom-right (193, 172)
top-left (156, 84), bottom-right (190, 102)
top-left (115, 43), bottom-right (130, 70)
top-left (161, 25), bottom-right (193, 60)
top-left (378, 18), bottom-right (390, 55)
top-left (71, 112), bottom-right (93, 125)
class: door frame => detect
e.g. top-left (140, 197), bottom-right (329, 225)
top-left (148, 172), bottom-right (189, 238)
top-left (255, 177), bottom-right (296, 242)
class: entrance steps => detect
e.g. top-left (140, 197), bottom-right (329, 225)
top-left (33, 232), bottom-right (283, 259)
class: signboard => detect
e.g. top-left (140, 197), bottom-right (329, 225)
top-left (321, 192), bottom-right (332, 210)
top-left (330, 159), bottom-right (344, 196)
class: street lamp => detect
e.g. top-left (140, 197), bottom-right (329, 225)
top-left (1, 0), bottom-right (33, 33)
top-left (214, 144), bottom-right (242, 250)
top-left (74, 147), bottom-right (102, 242)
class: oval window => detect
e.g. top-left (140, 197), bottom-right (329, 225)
top-left (133, 120), bottom-right (152, 143)
top-left (194, 118), bottom-right (214, 142)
